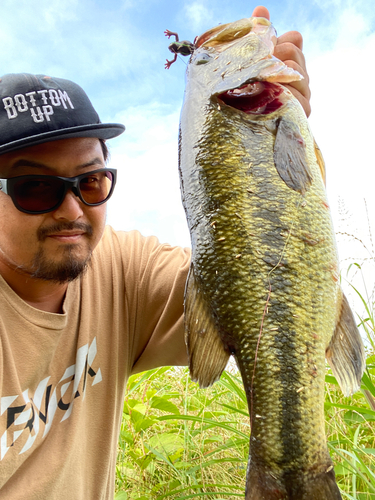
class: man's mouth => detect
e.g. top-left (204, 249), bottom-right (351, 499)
top-left (47, 232), bottom-right (85, 243)
top-left (37, 222), bottom-right (93, 242)
top-left (217, 82), bottom-right (284, 115)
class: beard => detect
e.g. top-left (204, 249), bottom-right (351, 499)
top-left (30, 221), bottom-right (94, 283)
top-left (30, 245), bottom-right (92, 283)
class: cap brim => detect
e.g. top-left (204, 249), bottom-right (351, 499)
top-left (0, 123), bottom-right (125, 155)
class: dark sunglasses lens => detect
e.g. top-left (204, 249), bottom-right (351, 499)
top-left (13, 177), bottom-right (65, 212)
top-left (10, 170), bottom-right (115, 213)
top-left (78, 170), bottom-right (114, 205)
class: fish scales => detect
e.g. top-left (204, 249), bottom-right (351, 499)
top-left (177, 16), bottom-right (365, 500)
top-left (186, 94), bottom-right (337, 479)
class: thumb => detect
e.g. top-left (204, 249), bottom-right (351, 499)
top-left (251, 6), bottom-right (270, 19)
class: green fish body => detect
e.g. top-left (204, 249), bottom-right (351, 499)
top-left (178, 17), bottom-right (365, 500)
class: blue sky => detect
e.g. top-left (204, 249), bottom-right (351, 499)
top-left (2, 0), bottom-right (375, 309)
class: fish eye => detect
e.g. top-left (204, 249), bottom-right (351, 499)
top-left (193, 53), bottom-right (212, 65)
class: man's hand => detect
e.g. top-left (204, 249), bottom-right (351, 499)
top-left (252, 6), bottom-right (311, 117)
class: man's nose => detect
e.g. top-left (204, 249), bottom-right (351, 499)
top-left (51, 190), bottom-right (84, 221)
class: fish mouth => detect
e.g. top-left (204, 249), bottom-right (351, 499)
top-left (217, 82), bottom-right (284, 115)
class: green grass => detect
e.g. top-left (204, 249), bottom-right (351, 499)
top-left (115, 267), bottom-right (375, 500)
top-left (115, 364), bottom-right (375, 499)
top-left (115, 366), bottom-right (249, 499)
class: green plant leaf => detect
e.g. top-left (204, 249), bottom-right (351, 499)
top-left (114, 491), bottom-right (128, 500)
top-left (350, 282), bottom-right (373, 326)
top-left (126, 367), bottom-right (172, 395)
top-left (130, 410), bottom-right (156, 432)
top-left (156, 482), bottom-right (244, 499)
top-left (325, 374), bottom-right (339, 386)
top-left (220, 402), bottom-right (249, 417)
top-left (138, 453), bottom-right (154, 471)
top-left (120, 430), bottom-right (134, 445)
top-left (362, 371), bottom-right (375, 397)
top-left (158, 414), bottom-right (248, 438)
top-left (344, 410), bottom-right (375, 424)
top-left (218, 371), bottom-right (247, 404)
top-left (144, 444), bottom-right (179, 473)
top-left (329, 445), bottom-right (375, 493)
top-left (150, 395), bottom-right (180, 414)
top-left (324, 401), bottom-right (375, 417)
top-left (146, 433), bottom-right (184, 456)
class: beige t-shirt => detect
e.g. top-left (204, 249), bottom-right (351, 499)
top-left (0, 226), bottom-right (190, 499)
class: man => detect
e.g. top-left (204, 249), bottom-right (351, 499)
top-left (0, 6), bottom-right (311, 499)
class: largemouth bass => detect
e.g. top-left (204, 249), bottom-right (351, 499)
top-left (177, 17), bottom-right (365, 500)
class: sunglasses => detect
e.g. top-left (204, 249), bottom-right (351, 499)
top-left (0, 168), bottom-right (117, 215)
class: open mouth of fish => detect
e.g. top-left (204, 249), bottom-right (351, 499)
top-left (218, 82), bottom-right (284, 115)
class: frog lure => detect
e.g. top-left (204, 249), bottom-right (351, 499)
top-left (164, 30), bottom-right (195, 69)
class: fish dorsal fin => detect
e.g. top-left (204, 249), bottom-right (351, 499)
top-left (185, 263), bottom-right (231, 388)
top-left (313, 138), bottom-right (326, 185)
top-left (326, 293), bottom-right (366, 396)
top-left (273, 118), bottom-right (313, 195)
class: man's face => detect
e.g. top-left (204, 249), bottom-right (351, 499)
top-left (0, 137), bottom-right (108, 283)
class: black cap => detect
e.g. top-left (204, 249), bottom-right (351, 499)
top-left (0, 73), bottom-right (125, 154)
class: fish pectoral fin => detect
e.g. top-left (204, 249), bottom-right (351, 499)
top-left (273, 118), bottom-right (312, 195)
top-left (185, 264), bottom-right (230, 388)
top-left (326, 293), bottom-right (366, 397)
top-left (314, 138), bottom-right (326, 185)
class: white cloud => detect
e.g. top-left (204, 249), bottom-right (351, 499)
top-left (302, 2), bottom-right (375, 312)
top-left (39, 0), bottom-right (79, 28)
top-left (183, 1), bottom-right (215, 32)
top-left (0, 0), bottom-right (139, 81)
top-left (0, 0), bottom-right (79, 35)
top-left (106, 102), bottom-right (191, 247)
